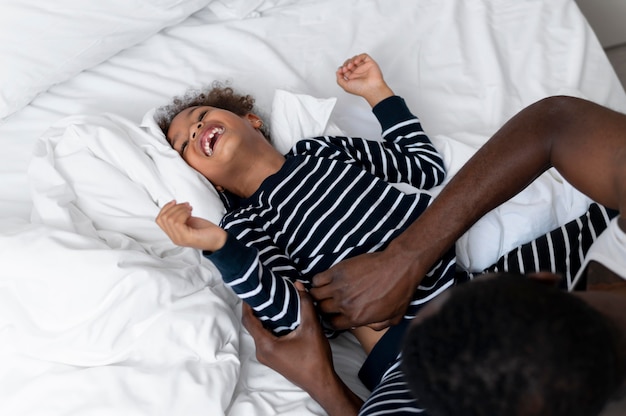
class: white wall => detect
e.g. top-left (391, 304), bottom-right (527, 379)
top-left (575, 0), bottom-right (626, 48)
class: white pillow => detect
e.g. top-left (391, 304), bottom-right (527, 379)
top-left (29, 110), bottom-right (225, 255)
top-left (27, 89), bottom-right (342, 251)
top-left (0, 0), bottom-right (214, 120)
top-left (270, 89), bottom-right (344, 154)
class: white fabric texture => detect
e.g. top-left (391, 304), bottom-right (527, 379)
top-left (28, 111), bottom-right (225, 234)
top-left (0, 219), bottom-right (240, 415)
top-left (0, 0), bottom-right (214, 120)
top-left (207, 0), bottom-right (302, 19)
top-left (11, 93), bottom-right (357, 416)
top-left (270, 89), bottom-right (345, 154)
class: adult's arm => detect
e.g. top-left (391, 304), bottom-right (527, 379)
top-left (241, 282), bottom-right (363, 416)
top-left (311, 96), bottom-right (626, 329)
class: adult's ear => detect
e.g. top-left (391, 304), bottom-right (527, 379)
top-left (527, 272), bottom-right (562, 287)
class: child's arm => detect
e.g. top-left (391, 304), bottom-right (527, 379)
top-left (336, 53), bottom-right (446, 189)
top-left (207, 229), bottom-right (304, 335)
top-left (157, 200), bottom-right (304, 335)
top-left (372, 96), bottom-right (446, 188)
top-left (304, 53), bottom-right (445, 189)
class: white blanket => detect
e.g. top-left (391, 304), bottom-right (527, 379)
top-left (0, 219), bottom-right (239, 415)
top-left (2, 103), bottom-right (367, 415)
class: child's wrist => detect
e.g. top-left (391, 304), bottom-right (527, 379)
top-left (364, 84), bottom-right (394, 108)
top-left (200, 228), bottom-right (228, 252)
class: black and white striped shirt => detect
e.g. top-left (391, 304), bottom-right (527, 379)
top-left (207, 96), bottom-right (456, 334)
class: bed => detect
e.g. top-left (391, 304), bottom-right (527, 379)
top-left (1, 1), bottom-right (625, 415)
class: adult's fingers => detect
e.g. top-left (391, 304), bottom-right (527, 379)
top-left (367, 318), bottom-right (400, 332)
top-left (241, 302), bottom-right (279, 361)
top-left (294, 281), bottom-right (320, 328)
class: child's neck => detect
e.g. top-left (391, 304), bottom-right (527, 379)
top-left (230, 149), bottom-right (286, 199)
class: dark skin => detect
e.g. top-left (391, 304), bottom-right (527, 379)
top-left (243, 275), bottom-right (626, 416)
top-left (244, 95), bottom-right (626, 415)
top-left (242, 283), bottom-right (364, 416)
top-left (311, 95), bottom-right (626, 330)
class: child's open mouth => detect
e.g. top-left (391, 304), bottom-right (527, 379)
top-left (200, 126), bottom-right (224, 157)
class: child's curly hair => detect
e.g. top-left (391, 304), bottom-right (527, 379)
top-left (155, 81), bottom-right (270, 141)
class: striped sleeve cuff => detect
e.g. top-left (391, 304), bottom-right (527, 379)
top-left (203, 232), bottom-right (257, 284)
top-left (372, 95), bottom-right (415, 132)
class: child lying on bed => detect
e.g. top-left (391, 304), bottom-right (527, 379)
top-left (154, 53), bottom-right (615, 398)
top-left (156, 53), bottom-right (455, 353)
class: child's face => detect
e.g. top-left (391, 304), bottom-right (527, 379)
top-left (167, 105), bottom-right (264, 190)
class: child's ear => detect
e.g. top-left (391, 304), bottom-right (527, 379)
top-left (246, 113), bottom-right (263, 129)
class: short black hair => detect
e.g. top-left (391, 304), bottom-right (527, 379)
top-left (402, 273), bottom-right (623, 416)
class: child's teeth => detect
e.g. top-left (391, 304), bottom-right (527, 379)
top-left (202, 127), bottom-right (222, 156)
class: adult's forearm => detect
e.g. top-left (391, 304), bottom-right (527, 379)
top-left (309, 374), bottom-right (363, 416)
top-left (311, 95), bottom-right (626, 329)
top-left (388, 95), bottom-right (626, 278)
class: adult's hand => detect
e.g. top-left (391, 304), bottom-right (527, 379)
top-left (311, 246), bottom-right (425, 330)
top-left (242, 282), bottom-right (363, 416)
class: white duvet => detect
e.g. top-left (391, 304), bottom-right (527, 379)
top-left (1, 97), bottom-right (368, 415)
top-left (0, 220), bottom-right (239, 415)
top-left (1, 0), bottom-right (625, 415)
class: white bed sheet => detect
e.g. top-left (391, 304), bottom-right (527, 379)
top-left (1, 1), bottom-right (625, 415)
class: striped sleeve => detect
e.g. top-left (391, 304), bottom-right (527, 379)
top-left (375, 96), bottom-right (446, 188)
top-left (291, 96), bottom-right (446, 189)
top-left (204, 230), bottom-right (302, 335)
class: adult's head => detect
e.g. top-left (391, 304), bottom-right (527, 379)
top-left (402, 273), bottom-right (625, 416)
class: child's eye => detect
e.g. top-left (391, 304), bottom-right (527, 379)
top-left (180, 140), bottom-right (189, 155)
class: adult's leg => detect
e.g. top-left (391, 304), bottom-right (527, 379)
top-left (482, 203), bottom-right (618, 289)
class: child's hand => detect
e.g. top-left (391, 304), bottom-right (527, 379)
top-left (156, 200), bottom-right (227, 252)
top-left (336, 53), bottom-right (394, 107)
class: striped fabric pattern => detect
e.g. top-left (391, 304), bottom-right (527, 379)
top-left (482, 202), bottom-right (618, 290)
top-left (360, 203), bottom-right (618, 416)
top-left (206, 96), bottom-right (618, 414)
top-left (207, 95), bottom-right (456, 334)
top-left (360, 358), bottom-right (427, 416)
